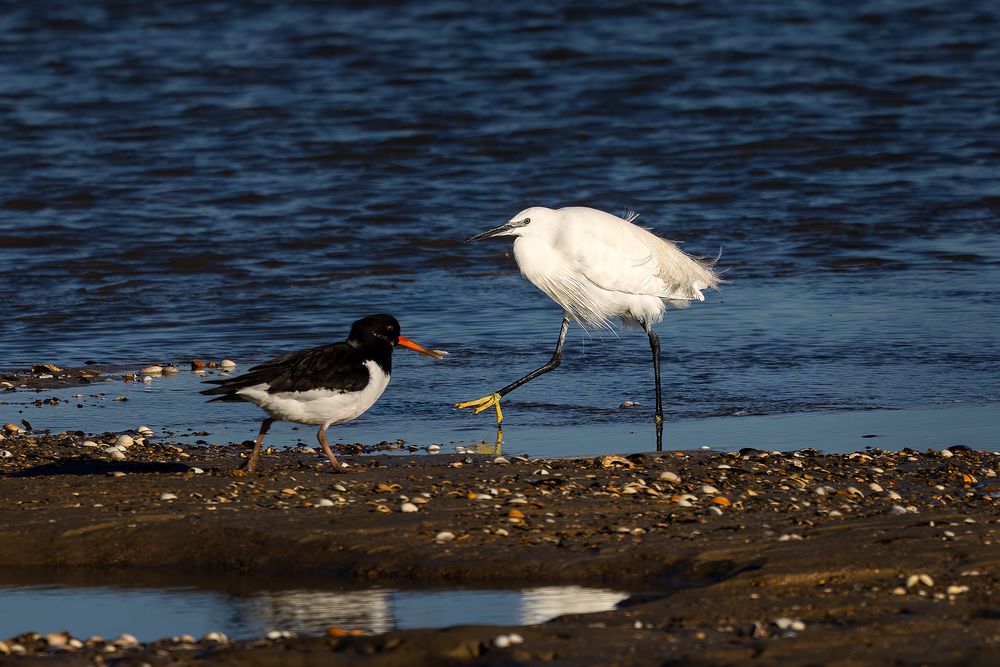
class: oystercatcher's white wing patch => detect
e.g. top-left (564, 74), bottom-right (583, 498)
top-left (236, 360), bottom-right (390, 427)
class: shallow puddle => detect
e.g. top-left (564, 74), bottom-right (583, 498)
top-left (0, 580), bottom-right (629, 641)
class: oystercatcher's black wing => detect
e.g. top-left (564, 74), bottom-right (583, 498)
top-left (201, 341), bottom-right (390, 402)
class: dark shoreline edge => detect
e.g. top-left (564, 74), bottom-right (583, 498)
top-left (0, 432), bottom-right (998, 665)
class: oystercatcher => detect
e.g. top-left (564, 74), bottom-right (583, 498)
top-left (202, 314), bottom-right (445, 472)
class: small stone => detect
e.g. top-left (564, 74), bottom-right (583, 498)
top-left (906, 574), bottom-right (934, 588)
top-left (659, 471), bottom-right (681, 483)
top-left (774, 617), bottom-right (805, 632)
top-left (141, 365), bottom-right (163, 375)
top-left (220, 359), bottom-right (237, 370)
top-left (400, 502), bottom-right (419, 513)
top-left (435, 531), bottom-right (456, 543)
top-left (160, 492), bottom-right (178, 501)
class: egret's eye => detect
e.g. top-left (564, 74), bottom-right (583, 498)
top-left (523, 218), bottom-right (531, 224)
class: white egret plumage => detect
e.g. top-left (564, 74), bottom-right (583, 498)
top-left (455, 206), bottom-right (722, 449)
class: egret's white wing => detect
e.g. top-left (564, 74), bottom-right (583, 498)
top-left (556, 208), bottom-right (717, 302)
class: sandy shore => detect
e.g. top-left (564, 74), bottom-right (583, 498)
top-left (0, 429), bottom-right (998, 665)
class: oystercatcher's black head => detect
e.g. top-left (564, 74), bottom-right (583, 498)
top-left (348, 315), bottom-right (445, 359)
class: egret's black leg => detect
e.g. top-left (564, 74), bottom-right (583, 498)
top-left (241, 417), bottom-right (274, 473)
top-left (647, 329), bottom-right (664, 451)
top-left (497, 314), bottom-right (571, 397)
top-left (456, 314), bottom-right (571, 427)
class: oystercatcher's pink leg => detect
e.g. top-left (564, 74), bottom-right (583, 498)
top-left (241, 417), bottom-right (274, 473)
top-left (317, 427), bottom-right (341, 469)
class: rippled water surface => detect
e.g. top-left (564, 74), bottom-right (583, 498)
top-left (2, 1), bottom-right (999, 451)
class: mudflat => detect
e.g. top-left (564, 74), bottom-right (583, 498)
top-left (0, 430), bottom-right (998, 666)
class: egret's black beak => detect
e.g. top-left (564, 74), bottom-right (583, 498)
top-left (466, 220), bottom-right (526, 243)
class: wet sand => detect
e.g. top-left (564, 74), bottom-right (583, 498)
top-left (1, 429), bottom-right (998, 665)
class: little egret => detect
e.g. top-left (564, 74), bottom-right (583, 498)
top-left (202, 314), bottom-right (445, 472)
top-left (455, 206), bottom-right (721, 449)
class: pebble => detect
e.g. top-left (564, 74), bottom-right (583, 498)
top-left (400, 502), bottom-right (419, 513)
top-left (774, 617), bottom-right (806, 632)
top-left (160, 492), bottom-right (178, 501)
top-left (659, 471), bottom-right (681, 483)
top-left (435, 531), bottom-right (456, 543)
top-left (140, 365), bottom-right (163, 375)
top-left (220, 359), bottom-right (237, 369)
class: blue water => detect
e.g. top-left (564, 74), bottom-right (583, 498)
top-left (2, 1), bottom-right (999, 453)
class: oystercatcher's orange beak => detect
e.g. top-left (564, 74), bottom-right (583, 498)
top-left (397, 335), bottom-right (447, 360)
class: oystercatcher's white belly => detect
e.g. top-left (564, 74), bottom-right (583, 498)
top-left (236, 360), bottom-right (390, 427)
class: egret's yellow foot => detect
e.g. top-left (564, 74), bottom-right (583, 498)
top-left (455, 392), bottom-right (503, 425)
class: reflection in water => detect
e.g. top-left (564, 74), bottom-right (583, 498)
top-left (0, 584), bottom-right (629, 641)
